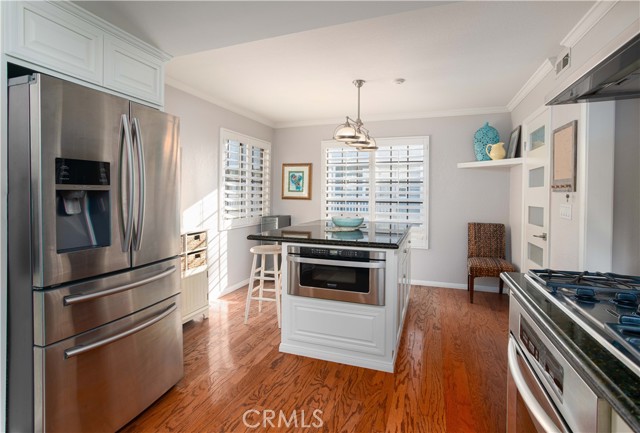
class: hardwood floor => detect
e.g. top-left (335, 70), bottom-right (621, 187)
top-left (120, 286), bottom-right (510, 433)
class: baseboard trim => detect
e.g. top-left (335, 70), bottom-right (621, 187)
top-left (279, 343), bottom-right (394, 373)
top-left (411, 279), bottom-right (502, 293)
top-left (211, 278), bottom-right (249, 300)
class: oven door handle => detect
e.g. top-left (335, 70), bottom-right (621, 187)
top-left (288, 255), bottom-right (385, 269)
top-left (64, 303), bottom-right (177, 359)
top-left (508, 338), bottom-right (564, 433)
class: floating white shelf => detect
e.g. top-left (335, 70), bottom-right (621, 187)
top-left (457, 158), bottom-right (523, 169)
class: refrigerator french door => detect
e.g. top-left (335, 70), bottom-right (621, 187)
top-left (7, 73), bottom-right (182, 433)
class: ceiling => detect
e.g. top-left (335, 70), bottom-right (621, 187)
top-left (77, 1), bottom-right (595, 128)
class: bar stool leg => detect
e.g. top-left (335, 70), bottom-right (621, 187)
top-left (258, 253), bottom-right (266, 312)
top-left (274, 253), bottom-right (281, 328)
top-left (244, 253), bottom-right (258, 324)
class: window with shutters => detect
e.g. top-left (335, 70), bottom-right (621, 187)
top-left (321, 136), bottom-right (429, 247)
top-left (220, 129), bottom-right (271, 230)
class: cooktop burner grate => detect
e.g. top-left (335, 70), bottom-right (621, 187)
top-left (528, 269), bottom-right (640, 293)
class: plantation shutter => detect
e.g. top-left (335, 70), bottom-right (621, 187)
top-left (374, 142), bottom-right (425, 224)
top-left (323, 147), bottom-right (370, 219)
top-left (221, 130), bottom-right (271, 229)
top-left (322, 137), bottom-right (429, 247)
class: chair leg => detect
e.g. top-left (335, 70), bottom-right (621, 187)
top-left (469, 275), bottom-right (475, 303)
top-left (467, 274), bottom-right (471, 291)
top-left (244, 253), bottom-right (258, 324)
top-left (499, 278), bottom-right (504, 294)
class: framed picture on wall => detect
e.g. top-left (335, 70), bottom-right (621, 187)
top-left (551, 120), bottom-right (578, 192)
top-left (507, 125), bottom-right (521, 159)
top-left (282, 163), bottom-right (312, 200)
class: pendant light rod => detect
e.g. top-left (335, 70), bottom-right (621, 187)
top-left (353, 79), bottom-right (365, 123)
top-left (333, 79), bottom-right (377, 151)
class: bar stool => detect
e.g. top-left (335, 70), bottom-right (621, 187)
top-left (244, 244), bottom-right (282, 328)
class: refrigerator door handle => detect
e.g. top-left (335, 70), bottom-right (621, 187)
top-left (132, 117), bottom-right (146, 251)
top-left (63, 266), bottom-right (176, 305)
top-left (64, 302), bottom-right (177, 359)
top-left (119, 114), bottom-right (135, 252)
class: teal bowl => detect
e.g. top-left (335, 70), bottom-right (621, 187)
top-left (331, 217), bottom-right (364, 227)
top-left (332, 230), bottom-right (364, 240)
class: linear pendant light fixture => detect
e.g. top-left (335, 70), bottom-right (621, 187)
top-left (333, 79), bottom-right (378, 151)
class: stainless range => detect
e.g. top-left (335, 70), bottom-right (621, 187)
top-left (526, 270), bottom-right (640, 378)
top-left (503, 270), bottom-right (640, 433)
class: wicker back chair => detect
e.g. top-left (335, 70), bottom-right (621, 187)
top-left (467, 223), bottom-right (516, 303)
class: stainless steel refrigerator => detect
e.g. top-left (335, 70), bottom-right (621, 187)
top-left (7, 73), bottom-right (183, 432)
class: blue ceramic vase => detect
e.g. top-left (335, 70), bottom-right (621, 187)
top-left (473, 122), bottom-right (500, 161)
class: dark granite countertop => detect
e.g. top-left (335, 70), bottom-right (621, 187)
top-left (502, 272), bottom-right (640, 431)
top-left (247, 220), bottom-right (413, 249)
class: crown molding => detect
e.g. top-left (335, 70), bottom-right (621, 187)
top-left (506, 58), bottom-right (554, 112)
top-left (55, 0), bottom-right (172, 61)
top-left (506, 0), bottom-right (619, 112)
top-left (561, 0), bottom-right (618, 48)
top-left (274, 106), bottom-right (510, 129)
top-left (165, 76), bottom-right (276, 128)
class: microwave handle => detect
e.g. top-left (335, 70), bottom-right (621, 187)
top-left (508, 338), bottom-right (563, 433)
top-left (288, 255), bottom-right (385, 269)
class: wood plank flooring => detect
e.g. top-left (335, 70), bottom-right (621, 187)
top-left (120, 286), bottom-right (509, 433)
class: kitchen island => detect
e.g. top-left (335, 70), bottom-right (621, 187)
top-left (248, 220), bottom-right (413, 372)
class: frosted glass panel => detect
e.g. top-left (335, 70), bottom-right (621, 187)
top-left (529, 167), bottom-right (544, 188)
top-left (528, 206), bottom-right (544, 227)
top-left (530, 126), bottom-right (545, 150)
top-left (528, 243), bottom-right (543, 267)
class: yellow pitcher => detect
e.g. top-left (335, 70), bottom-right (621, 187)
top-left (485, 142), bottom-right (506, 160)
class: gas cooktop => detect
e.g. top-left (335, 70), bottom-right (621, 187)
top-left (526, 269), bottom-right (640, 377)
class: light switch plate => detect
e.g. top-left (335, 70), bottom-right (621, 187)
top-left (560, 204), bottom-right (572, 220)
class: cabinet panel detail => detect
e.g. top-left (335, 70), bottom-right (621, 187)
top-left (290, 300), bottom-right (386, 356)
top-left (104, 35), bottom-right (163, 104)
top-left (7, 2), bottom-right (103, 84)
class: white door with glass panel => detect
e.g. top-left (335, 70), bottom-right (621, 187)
top-left (522, 108), bottom-right (551, 271)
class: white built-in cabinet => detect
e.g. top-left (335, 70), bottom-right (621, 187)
top-left (280, 232), bottom-right (412, 373)
top-left (180, 231), bottom-right (210, 324)
top-left (3, 1), bottom-right (169, 107)
top-left (395, 237), bottom-right (411, 345)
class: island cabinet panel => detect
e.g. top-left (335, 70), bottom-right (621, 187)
top-left (288, 298), bottom-right (386, 356)
top-left (394, 236), bottom-right (411, 344)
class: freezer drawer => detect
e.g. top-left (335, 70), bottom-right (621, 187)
top-left (34, 257), bottom-right (181, 346)
top-left (35, 296), bottom-right (183, 433)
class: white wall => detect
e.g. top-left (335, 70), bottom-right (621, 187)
top-left (612, 99), bottom-right (640, 275)
top-left (509, 1), bottom-right (639, 270)
top-left (273, 113), bottom-right (513, 288)
top-left (164, 85), bottom-right (274, 298)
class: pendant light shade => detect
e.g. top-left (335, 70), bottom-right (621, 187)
top-left (333, 80), bottom-right (376, 151)
top-left (333, 117), bottom-right (358, 141)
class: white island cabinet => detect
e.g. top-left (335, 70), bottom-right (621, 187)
top-left (251, 221), bottom-right (412, 373)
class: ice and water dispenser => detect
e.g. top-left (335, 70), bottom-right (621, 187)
top-left (55, 158), bottom-right (111, 252)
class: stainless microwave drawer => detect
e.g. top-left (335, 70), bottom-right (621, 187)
top-left (33, 257), bottom-right (180, 345)
top-left (34, 296), bottom-right (183, 433)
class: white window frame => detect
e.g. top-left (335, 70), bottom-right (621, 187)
top-left (321, 136), bottom-right (430, 248)
top-left (219, 128), bottom-right (271, 230)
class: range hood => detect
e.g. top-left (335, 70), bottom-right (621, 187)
top-left (548, 32), bottom-right (640, 105)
